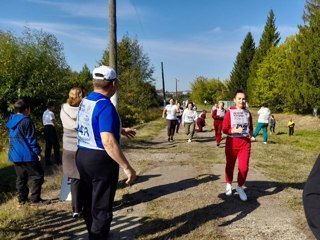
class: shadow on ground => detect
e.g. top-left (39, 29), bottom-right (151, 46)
top-left (113, 180), bottom-right (305, 239)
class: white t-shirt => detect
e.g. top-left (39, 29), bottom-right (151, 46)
top-left (257, 107), bottom-right (271, 123)
top-left (165, 104), bottom-right (178, 120)
top-left (182, 109), bottom-right (198, 123)
top-left (43, 109), bottom-right (55, 126)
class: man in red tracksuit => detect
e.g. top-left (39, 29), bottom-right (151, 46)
top-left (222, 90), bottom-right (253, 201)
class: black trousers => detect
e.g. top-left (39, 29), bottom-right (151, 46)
top-left (44, 125), bottom-right (60, 165)
top-left (76, 148), bottom-right (119, 240)
top-left (289, 127), bottom-right (294, 136)
top-left (70, 178), bottom-right (82, 213)
top-left (303, 154), bottom-right (320, 239)
top-left (14, 161), bottom-right (44, 203)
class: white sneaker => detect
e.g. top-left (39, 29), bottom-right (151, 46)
top-left (263, 142), bottom-right (267, 144)
top-left (225, 183), bottom-right (232, 196)
top-left (236, 185), bottom-right (247, 201)
top-left (187, 139), bottom-right (192, 143)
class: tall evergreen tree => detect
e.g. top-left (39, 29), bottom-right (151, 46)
top-left (296, 0), bottom-right (320, 111)
top-left (227, 32), bottom-right (255, 99)
top-left (247, 10), bottom-right (281, 105)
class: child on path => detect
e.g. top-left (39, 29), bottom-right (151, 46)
top-left (269, 115), bottom-right (276, 135)
top-left (196, 110), bottom-right (207, 132)
top-left (288, 118), bottom-right (295, 136)
top-left (181, 101), bottom-right (198, 143)
top-left (6, 99), bottom-right (44, 209)
top-left (212, 101), bottom-right (226, 146)
top-left (222, 90), bottom-right (253, 201)
top-left (251, 103), bottom-right (271, 144)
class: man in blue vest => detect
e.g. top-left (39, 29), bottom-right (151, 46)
top-left (76, 65), bottom-right (136, 239)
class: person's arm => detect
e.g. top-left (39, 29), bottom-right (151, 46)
top-left (101, 132), bottom-right (136, 184)
top-left (23, 118), bottom-right (41, 157)
top-left (162, 107), bottom-right (167, 118)
top-left (249, 112), bottom-right (253, 137)
top-left (121, 128), bottom-right (136, 139)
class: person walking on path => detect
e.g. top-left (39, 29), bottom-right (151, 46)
top-left (181, 101), bottom-right (198, 143)
top-left (196, 110), bottom-right (207, 132)
top-left (162, 98), bottom-right (179, 141)
top-left (43, 101), bottom-right (61, 165)
top-left (222, 90), bottom-right (253, 201)
top-left (6, 99), bottom-right (44, 209)
top-left (60, 87), bottom-right (85, 218)
top-left (76, 65), bottom-right (136, 239)
top-left (303, 154), bottom-right (320, 240)
top-left (288, 118), bottom-right (295, 136)
top-left (175, 102), bottom-right (184, 134)
top-left (251, 103), bottom-right (271, 144)
top-left (212, 101), bottom-right (226, 146)
top-left (269, 115), bottom-right (276, 135)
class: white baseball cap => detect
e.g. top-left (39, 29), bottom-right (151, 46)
top-left (92, 65), bottom-right (117, 81)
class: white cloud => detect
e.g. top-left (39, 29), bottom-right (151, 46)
top-left (26, 0), bottom-right (148, 20)
top-left (2, 20), bottom-right (108, 49)
top-left (209, 27), bottom-right (221, 33)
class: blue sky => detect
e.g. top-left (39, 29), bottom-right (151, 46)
top-left (0, 0), bottom-right (306, 91)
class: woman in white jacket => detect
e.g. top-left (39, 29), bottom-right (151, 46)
top-left (181, 101), bottom-right (198, 143)
top-left (60, 87), bottom-right (85, 218)
top-left (251, 103), bottom-right (271, 144)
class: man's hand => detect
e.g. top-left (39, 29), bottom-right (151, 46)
top-left (38, 155), bottom-right (42, 161)
top-left (121, 128), bottom-right (136, 139)
top-left (123, 166), bottom-right (136, 185)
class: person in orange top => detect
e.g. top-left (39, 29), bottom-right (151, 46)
top-left (212, 101), bottom-right (226, 146)
top-left (222, 90), bottom-right (253, 201)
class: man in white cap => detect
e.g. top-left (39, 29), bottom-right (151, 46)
top-left (76, 65), bottom-right (136, 239)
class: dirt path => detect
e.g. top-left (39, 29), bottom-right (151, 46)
top-left (106, 127), bottom-right (311, 239)
top-left (18, 125), bottom-right (313, 240)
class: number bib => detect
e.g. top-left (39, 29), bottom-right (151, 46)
top-left (229, 109), bottom-right (250, 137)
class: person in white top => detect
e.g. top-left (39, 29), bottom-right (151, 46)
top-left (251, 103), bottom-right (271, 144)
top-left (162, 98), bottom-right (179, 141)
top-left (181, 101), bottom-right (198, 142)
top-left (60, 87), bottom-right (85, 218)
top-left (42, 101), bottom-right (60, 165)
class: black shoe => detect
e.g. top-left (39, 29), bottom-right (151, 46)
top-left (168, 137), bottom-right (170, 141)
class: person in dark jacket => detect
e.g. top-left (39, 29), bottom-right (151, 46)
top-left (6, 99), bottom-right (44, 209)
top-left (303, 154), bottom-right (320, 239)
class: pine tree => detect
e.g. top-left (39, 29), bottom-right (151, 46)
top-left (227, 32), bottom-right (255, 99)
top-left (247, 10), bottom-right (281, 105)
top-left (296, 0), bottom-right (320, 111)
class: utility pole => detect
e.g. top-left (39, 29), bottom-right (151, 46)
top-left (161, 62), bottom-right (166, 106)
top-left (109, 0), bottom-right (118, 108)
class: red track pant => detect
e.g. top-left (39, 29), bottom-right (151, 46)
top-left (214, 119), bottom-right (223, 144)
top-left (225, 137), bottom-right (251, 186)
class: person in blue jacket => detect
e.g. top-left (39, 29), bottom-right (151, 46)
top-left (6, 99), bottom-right (44, 209)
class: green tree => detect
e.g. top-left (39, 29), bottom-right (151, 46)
top-left (190, 77), bottom-right (227, 104)
top-left (227, 32), bottom-right (255, 99)
top-left (296, 0), bottom-right (320, 111)
top-left (67, 64), bottom-right (93, 95)
top-left (100, 35), bottom-right (161, 125)
top-left (247, 10), bottom-right (281, 105)
top-left (0, 29), bottom-right (70, 119)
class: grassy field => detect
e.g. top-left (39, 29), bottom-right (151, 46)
top-left (0, 107), bottom-right (319, 239)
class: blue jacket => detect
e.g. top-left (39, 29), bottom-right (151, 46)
top-left (6, 114), bottom-right (41, 162)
